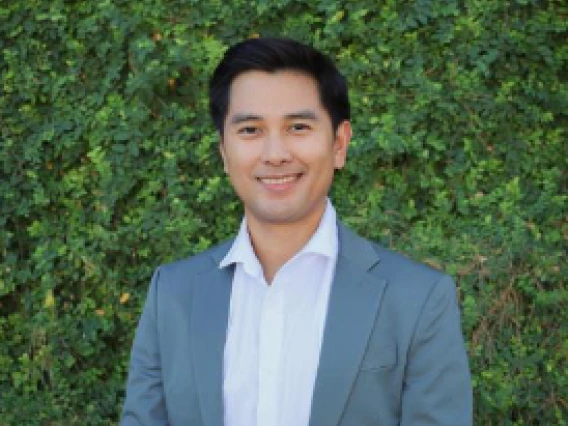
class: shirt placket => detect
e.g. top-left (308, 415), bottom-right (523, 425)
top-left (256, 280), bottom-right (284, 426)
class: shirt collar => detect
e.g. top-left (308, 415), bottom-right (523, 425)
top-left (219, 198), bottom-right (338, 274)
top-left (219, 216), bottom-right (263, 277)
top-left (299, 198), bottom-right (338, 259)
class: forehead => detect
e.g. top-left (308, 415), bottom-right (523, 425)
top-left (226, 70), bottom-right (324, 118)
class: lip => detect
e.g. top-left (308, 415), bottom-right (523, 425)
top-left (257, 173), bottom-right (303, 192)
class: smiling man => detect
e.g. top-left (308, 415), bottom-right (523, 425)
top-left (121, 38), bottom-right (472, 426)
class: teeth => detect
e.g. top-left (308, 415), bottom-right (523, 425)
top-left (261, 175), bottom-right (298, 185)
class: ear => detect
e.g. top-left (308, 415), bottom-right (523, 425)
top-left (333, 120), bottom-right (351, 170)
top-left (218, 132), bottom-right (228, 173)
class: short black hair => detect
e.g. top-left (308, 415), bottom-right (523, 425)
top-left (209, 37), bottom-right (350, 135)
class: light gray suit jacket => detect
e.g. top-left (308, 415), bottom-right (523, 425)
top-left (121, 223), bottom-right (472, 426)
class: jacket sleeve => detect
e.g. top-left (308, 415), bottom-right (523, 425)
top-left (400, 275), bottom-right (473, 426)
top-left (121, 268), bottom-right (170, 425)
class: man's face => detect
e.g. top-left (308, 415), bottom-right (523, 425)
top-left (220, 70), bottom-right (351, 228)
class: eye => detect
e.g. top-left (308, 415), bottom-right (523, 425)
top-left (237, 126), bottom-right (261, 137)
top-left (289, 122), bottom-right (311, 133)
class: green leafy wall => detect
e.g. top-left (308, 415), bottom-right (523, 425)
top-left (1, 0), bottom-right (566, 424)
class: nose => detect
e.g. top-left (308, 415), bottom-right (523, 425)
top-left (261, 132), bottom-right (292, 165)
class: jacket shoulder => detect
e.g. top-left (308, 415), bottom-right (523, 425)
top-left (370, 241), bottom-right (447, 284)
top-left (155, 238), bottom-right (233, 283)
top-left (366, 239), bottom-right (457, 317)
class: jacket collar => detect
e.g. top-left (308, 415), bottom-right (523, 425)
top-left (209, 220), bottom-right (381, 269)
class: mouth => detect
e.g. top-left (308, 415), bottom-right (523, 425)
top-left (257, 173), bottom-right (303, 190)
top-left (258, 174), bottom-right (300, 184)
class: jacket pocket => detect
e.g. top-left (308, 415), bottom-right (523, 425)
top-left (360, 343), bottom-right (397, 371)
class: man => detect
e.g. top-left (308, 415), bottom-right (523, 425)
top-left (121, 37), bottom-right (472, 426)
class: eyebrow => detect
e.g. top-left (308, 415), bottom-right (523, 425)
top-left (284, 110), bottom-right (318, 121)
top-left (228, 110), bottom-right (319, 125)
top-left (229, 113), bottom-right (262, 125)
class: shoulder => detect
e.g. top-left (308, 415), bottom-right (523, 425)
top-left (346, 231), bottom-right (460, 346)
top-left (152, 238), bottom-right (234, 285)
top-left (339, 222), bottom-right (446, 282)
top-left (370, 241), bottom-right (447, 285)
top-left (339, 222), bottom-right (453, 301)
top-left (366, 239), bottom-right (457, 320)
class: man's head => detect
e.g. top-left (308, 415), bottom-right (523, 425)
top-left (209, 38), bottom-right (351, 229)
top-left (209, 37), bottom-right (350, 136)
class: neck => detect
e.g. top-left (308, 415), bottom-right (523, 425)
top-left (246, 202), bottom-right (326, 284)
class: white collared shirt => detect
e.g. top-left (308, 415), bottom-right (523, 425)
top-left (219, 200), bottom-right (339, 426)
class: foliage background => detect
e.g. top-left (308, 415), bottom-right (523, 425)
top-left (1, 0), bottom-right (566, 424)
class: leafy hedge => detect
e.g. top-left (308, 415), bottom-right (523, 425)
top-left (1, 0), bottom-right (566, 424)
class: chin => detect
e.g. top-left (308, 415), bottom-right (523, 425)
top-left (248, 204), bottom-right (306, 225)
top-left (256, 211), bottom-right (303, 225)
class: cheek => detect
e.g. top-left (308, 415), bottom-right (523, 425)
top-left (309, 149), bottom-right (338, 170)
top-left (223, 145), bottom-right (252, 170)
top-left (294, 140), bottom-right (333, 161)
top-left (224, 153), bottom-right (260, 188)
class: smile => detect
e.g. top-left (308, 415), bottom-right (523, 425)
top-left (259, 175), bottom-right (300, 185)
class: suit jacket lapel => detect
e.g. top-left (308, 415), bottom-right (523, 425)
top-left (309, 223), bottom-right (388, 426)
top-left (191, 241), bottom-right (234, 426)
